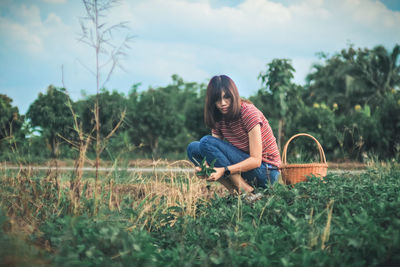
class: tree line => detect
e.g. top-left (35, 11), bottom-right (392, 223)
top-left (1, 44), bottom-right (399, 163)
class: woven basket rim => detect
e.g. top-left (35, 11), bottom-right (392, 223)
top-left (280, 163), bottom-right (328, 169)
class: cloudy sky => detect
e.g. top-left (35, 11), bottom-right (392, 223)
top-left (1, 0), bottom-right (399, 114)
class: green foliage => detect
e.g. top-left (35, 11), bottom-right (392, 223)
top-left (258, 58), bottom-right (295, 118)
top-left (183, 84), bottom-right (209, 140)
top-left (195, 157), bottom-right (217, 177)
top-left (154, 75), bottom-right (209, 156)
top-left (0, 94), bottom-right (25, 161)
top-left (375, 92), bottom-right (400, 159)
top-left (252, 44), bottom-right (400, 161)
top-left (76, 89), bottom-right (127, 139)
top-left (334, 105), bottom-right (380, 160)
top-left (284, 102), bottom-right (337, 161)
top-left (1, 166), bottom-right (400, 265)
top-left (19, 134), bottom-right (52, 163)
top-left (134, 87), bottom-right (183, 157)
top-left (41, 215), bottom-right (158, 266)
top-left (26, 85), bottom-right (74, 157)
top-left (255, 59), bottom-right (297, 149)
top-left (0, 209), bottom-right (45, 266)
top-left (305, 44), bottom-right (400, 114)
top-left (152, 167), bottom-right (400, 266)
top-left (126, 75), bottom-right (206, 158)
top-left (0, 94), bottom-right (23, 141)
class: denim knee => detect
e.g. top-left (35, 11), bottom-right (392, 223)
top-left (199, 135), bottom-right (218, 155)
top-left (187, 141), bottom-right (200, 161)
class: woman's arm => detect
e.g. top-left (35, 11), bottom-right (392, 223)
top-left (227, 124), bottom-right (262, 173)
top-left (207, 124), bottom-right (263, 181)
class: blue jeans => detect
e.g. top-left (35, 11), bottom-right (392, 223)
top-left (187, 135), bottom-right (279, 188)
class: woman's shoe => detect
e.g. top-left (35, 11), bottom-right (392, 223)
top-left (243, 192), bottom-right (263, 203)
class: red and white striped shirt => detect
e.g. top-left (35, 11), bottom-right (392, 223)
top-left (212, 101), bottom-right (281, 168)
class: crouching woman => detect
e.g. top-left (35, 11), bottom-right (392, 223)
top-left (187, 75), bottom-right (281, 196)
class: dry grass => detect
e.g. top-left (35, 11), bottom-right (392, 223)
top-left (0, 161), bottom-right (228, 236)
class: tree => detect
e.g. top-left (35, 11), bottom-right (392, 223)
top-left (305, 44), bottom-right (400, 114)
top-left (257, 59), bottom-right (296, 149)
top-left (301, 44), bottom-right (400, 160)
top-left (305, 51), bottom-right (353, 113)
top-left (164, 75), bottom-right (209, 140)
top-left (26, 86), bottom-right (74, 157)
top-left (348, 45), bottom-right (400, 107)
top-left (132, 87), bottom-right (183, 157)
top-left (0, 94), bottom-right (24, 157)
top-left (124, 84), bottom-right (141, 147)
top-left (375, 92), bottom-right (400, 158)
top-left (0, 95), bottom-right (22, 140)
top-left (76, 89), bottom-right (127, 143)
top-left (124, 76), bottom-right (208, 157)
top-left (184, 85), bottom-right (209, 140)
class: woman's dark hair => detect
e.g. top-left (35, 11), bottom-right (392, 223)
top-left (204, 75), bottom-right (241, 129)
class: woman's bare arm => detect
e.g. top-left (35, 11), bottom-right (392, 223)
top-left (226, 124), bottom-right (263, 174)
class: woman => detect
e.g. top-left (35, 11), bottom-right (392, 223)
top-left (187, 75), bottom-right (281, 198)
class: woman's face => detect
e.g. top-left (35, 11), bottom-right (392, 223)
top-left (215, 90), bottom-right (231, 115)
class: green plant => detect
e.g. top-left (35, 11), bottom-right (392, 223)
top-left (1, 165), bottom-right (400, 266)
top-left (193, 157), bottom-right (217, 177)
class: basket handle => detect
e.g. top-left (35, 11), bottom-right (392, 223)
top-left (281, 133), bottom-right (327, 165)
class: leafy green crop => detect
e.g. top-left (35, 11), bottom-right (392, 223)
top-left (194, 157), bottom-right (217, 177)
top-left (1, 164), bottom-right (400, 266)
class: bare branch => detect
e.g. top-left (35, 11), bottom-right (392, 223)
top-left (75, 58), bottom-right (96, 77)
top-left (102, 55), bottom-right (117, 88)
top-left (82, 0), bottom-right (96, 22)
top-left (100, 110), bottom-right (126, 154)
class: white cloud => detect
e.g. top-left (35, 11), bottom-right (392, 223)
top-left (119, 0), bottom-right (400, 94)
top-left (3, 0), bottom-right (400, 58)
top-left (73, 0), bottom-right (400, 93)
top-left (0, 17), bottom-right (43, 53)
top-left (6, 0), bottom-right (396, 62)
top-left (124, 40), bottom-right (211, 86)
top-left (0, 4), bottom-right (75, 57)
top-left (347, 0), bottom-right (400, 28)
top-left (0, 4), bottom-right (45, 54)
top-left (123, 0), bottom-right (399, 52)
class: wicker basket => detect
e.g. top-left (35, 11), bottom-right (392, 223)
top-left (280, 133), bottom-right (328, 185)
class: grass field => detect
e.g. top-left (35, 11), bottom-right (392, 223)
top-left (1, 162), bottom-right (399, 266)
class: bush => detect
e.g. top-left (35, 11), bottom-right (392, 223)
top-left (41, 215), bottom-right (159, 266)
top-left (285, 103), bottom-right (337, 162)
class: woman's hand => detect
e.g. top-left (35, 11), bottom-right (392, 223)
top-left (194, 166), bottom-right (206, 179)
top-left (206, 167), bottom-right (225, 181)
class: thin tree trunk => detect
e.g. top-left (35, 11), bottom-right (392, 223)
top-left (152, 137), bottom-right (159, 158)
top-left (95, 101), bottom-right (100, 183)
top-left (278, 119), bottom-right (283, 151)
top-left (95, 0), bottom-right (100, 212)
top-left (95, 0), bottom-right (100, 183)
top-left (51, 135), bottom-right (59, 158)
